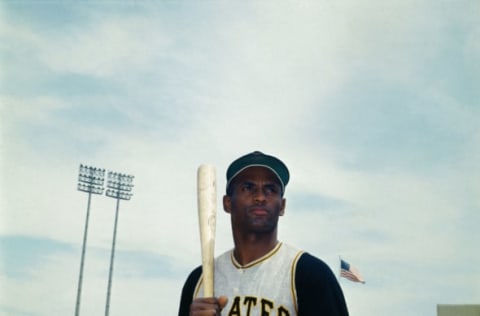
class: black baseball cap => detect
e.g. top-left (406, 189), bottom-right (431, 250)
top-left (226, 151), bottom-right (290, 192)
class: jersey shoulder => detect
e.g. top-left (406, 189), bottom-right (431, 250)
top-left (297, 252), bottom-right (335, 278)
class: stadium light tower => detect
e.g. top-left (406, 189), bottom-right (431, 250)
top-left (104, 171), bottom-right (134, 316)
top-left (76, 164), bottom-right (105, 316)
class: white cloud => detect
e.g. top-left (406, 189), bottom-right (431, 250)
top-left (39, 17), bottom-right (173, 78)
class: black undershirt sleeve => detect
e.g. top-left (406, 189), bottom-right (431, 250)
top-left (178, 266), bottom-right (202, 316)
top-left (295, 253), bottom-right (349, 316)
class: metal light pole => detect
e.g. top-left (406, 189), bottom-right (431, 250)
top-left (104, 171), bottom-right (134, 316)
top-left (76, 164), bottom-right (105, 316)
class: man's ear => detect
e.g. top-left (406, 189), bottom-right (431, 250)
top-left (223, 195), bottom-right (232, 213)
top-left (279, 198), bottom-right (286, 216)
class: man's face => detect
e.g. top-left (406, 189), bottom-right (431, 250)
top-left (223, 166), bottom-right (286, 234)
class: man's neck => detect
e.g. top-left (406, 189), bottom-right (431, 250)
top-left (232, 232), bottom-right (279, 266)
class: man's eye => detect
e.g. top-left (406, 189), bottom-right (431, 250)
top-left (241, 183), bottom-right (254, 192)
top-left (264, 185), bottom-right (278, 194)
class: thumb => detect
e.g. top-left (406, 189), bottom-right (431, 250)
top-left (218, 296), bottom-right (228, 309)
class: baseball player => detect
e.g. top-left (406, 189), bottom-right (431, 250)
top-left (178, 151), bottom-right (349, 316)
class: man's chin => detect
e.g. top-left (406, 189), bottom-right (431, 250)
top-left (248, 221), bottom-right (277, 233)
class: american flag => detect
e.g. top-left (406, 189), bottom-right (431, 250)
top-left (340, 259), bottom-right (365, 284)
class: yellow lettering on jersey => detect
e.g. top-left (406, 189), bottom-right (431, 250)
top-left (227, 296), bottom-right (291, 316)
top-left (243, 296), bottom-right (257, 316)
top-left (228, 296), bottom-right (241, 316)
top-left (278, 306), bottom-right (290, 316)
top-left (261, 298), bottom-right (274, 316)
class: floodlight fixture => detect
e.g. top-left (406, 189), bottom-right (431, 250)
top-left (105, 172), bottom-right (134, 200)
top-left (77, 164), bottom-right (105, 194)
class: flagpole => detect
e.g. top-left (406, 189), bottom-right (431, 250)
top-left (339, 255), bottom-right (343, 282)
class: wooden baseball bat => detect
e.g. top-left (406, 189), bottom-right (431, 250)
top-left (197, 164), bottom-right (216, 297)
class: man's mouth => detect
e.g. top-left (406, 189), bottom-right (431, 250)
top-left (249, 207), bottom-right (268, 216)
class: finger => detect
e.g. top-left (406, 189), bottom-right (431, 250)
top-left (190, 298), bottom-right (222, 315)
top-left (218, 296), bottom-right (228, 309)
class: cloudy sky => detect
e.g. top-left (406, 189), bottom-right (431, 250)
top-left (1, 1), bottom-right (479, 315)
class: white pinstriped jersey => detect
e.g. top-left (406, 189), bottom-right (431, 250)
top-left (194, 243), bottom-right (304, 316)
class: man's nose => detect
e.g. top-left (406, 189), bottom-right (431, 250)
top-left (253, 188), bottom-right (267, 202)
